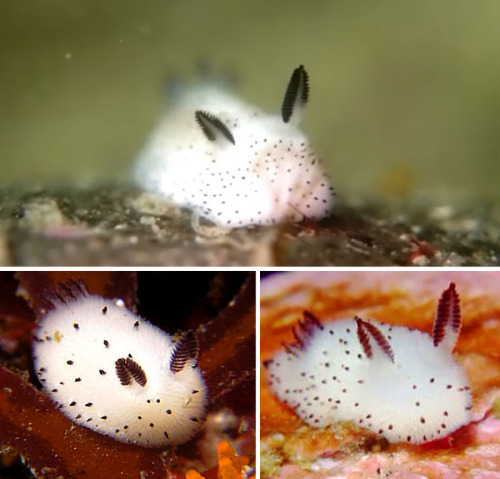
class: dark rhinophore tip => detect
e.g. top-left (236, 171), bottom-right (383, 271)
top-left (115, 357), bottom-right (147, 387)
top-left (281, 65), bottom-right (309, 123)
top-left (195, 110), bottom-right (235, 145)
top-left (170, 330), bottom-right (199, 373)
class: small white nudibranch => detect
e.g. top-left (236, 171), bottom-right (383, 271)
top-left (133, 65), bottom-right (335, 228)
top-left (32, 280), bottom-right (208, 448)
top-left (265, 283), bottom-right (472, 444)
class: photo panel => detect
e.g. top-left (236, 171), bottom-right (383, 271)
top-left (0, 271), bottom-right (256, 478)
top-left (260, 271), bottom-right (500, 478)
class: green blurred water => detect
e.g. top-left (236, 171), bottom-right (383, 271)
top-left (1, 0), bottom-right (499, 202)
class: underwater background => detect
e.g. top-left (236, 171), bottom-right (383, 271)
top-left (1, 0), bottom-right (499, 204)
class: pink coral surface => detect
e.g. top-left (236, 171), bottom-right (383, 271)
top-left (261, 271), bottom-right (500, 478)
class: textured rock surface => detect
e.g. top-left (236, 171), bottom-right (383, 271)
top-left (0, 186), bottom-right (498, 266)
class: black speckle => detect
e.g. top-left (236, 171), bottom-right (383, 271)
top-left (67, 360), bottom-right (74, 365)
top-left (134, 321), bottom-right (140, 329)
top-left (147, 399), bottom-right (151, 404)
top-left (156, 399), bottom-right (160, 403)
top-left (70, 401), bottom-right (76, 406)
top-left (75, 378), bottom-right (81, 382)
top-left (75, 414), bottom-right (82, 419)
top-left (190, 417), bottom-right (199, 422)
top-left (115, 429), bottom-right (119, 433)
top-left (86, 418), bottom-right (92, 422)
top-left (166, 409), bottom-right (172, 415)
top-left (124, 425), bottom-right (129, 429)
top-left (164, 431), bottom-right (169, 439)
top-left (85, 402), bottom-right (93, 407)
top-left (138, 416), bottom-right (142, 420)
top-left (73, 323), bottom-right (79, 330)
top-left (192, 390), bottom-right (199, 394)
top-left (103, 340), bottom-right (109, 348)
top-left (51, 388), bottom-right (58, 393)
top-left (407, 435), bottom-right (411, 442)
top-left (101, 415), bottom-right (108, 420)
top-left (99, 369), bottom-right (106, 375)
top-left (149, 423), bottom-right (154, 428)
top-left (420, 417), bottom-right (426, 424)
top-left (430, 378), bottom-right (435, 383)
top-left (102, 306), bottom-right (108, 315)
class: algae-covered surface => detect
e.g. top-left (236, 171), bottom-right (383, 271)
top-left (0, 185), bottom-right (498, 266)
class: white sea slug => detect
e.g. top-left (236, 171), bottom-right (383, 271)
top-left (133, 65), bottom-right (335, 228)
top-left (265, 283), bottom-right (472, 444)
top-left (32, 280), bottom-right (208, 448)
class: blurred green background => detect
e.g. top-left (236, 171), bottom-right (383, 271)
top-left (1, 0), bottom-right (499, 202)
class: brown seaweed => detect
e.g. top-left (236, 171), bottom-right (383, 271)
top-left (0, 271), bottom-right (255, 478)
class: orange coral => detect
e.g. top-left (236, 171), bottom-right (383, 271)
top-left (186, 441), bottom-right (254, 479)
top-left (185, 470), bottom-right (204, 479)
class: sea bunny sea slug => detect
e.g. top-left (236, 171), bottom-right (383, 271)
top-left (133, 65), bottom-right (335, 228)
top-left (265, 283), bottom-right (472, 444)
top-left (32, 280), bottom-right (208, 447)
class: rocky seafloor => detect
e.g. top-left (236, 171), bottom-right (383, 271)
top-left (0, 185), bottom-right (498, 266)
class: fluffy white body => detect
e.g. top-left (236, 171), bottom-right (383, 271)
top-left (133, 66), bottom-right (334, 228)
top-left (33, 294), bottom-right (207, 448)
top-left (266, 284), bottom-right (472, 444)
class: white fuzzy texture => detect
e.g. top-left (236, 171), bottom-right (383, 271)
top-left (32, 296), bottom-right (207, 447)
top-left (267, 318), bottom-right (472, 444)
top-left (133, 84), bottom-right (334, 228)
